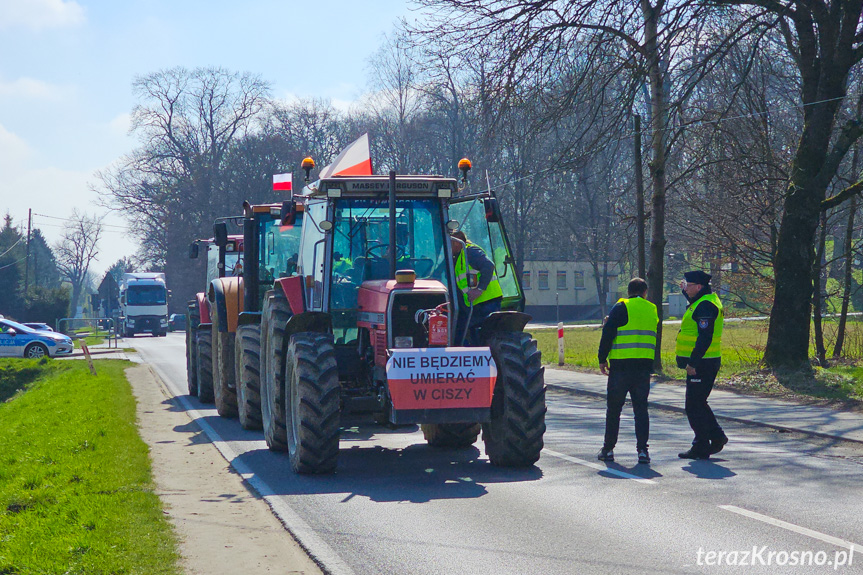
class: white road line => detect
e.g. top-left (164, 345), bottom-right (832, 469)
top-left (542, 448), bottom-right (657, 484)
top-left (143, 361), bottom-right (357, 575)
top-left (719, 505), bottom-right (862, 552)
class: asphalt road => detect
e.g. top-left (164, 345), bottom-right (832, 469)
top-left (134, 332), bottom-right (863, 575)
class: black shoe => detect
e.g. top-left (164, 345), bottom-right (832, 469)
top-left (637, 449), bottom-right (650, 464)
top-left (709, 435), bottom-right (729, 455)
top-left (678, 448), bottom-right (710, 460)
top-left (597, 448), bottom-right (614, 462)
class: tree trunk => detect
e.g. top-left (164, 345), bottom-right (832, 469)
top-left (642, 0), bottom-right (668, 372)
top-left (833, 193), bottom-right (856, 358)
top-left (812, 211), bottom-right (828, 366)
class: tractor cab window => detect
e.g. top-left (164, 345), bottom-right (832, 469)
top-left (259, 212), bottom-right (304, 288)
top-left (329, 198), bottom-right (448, 345)
top-left (448, 197), bottom-right (524, 311)
top-left (206, 244), bottom-right (220, 284)
top-left (297, 199), bottom-right (328, 311)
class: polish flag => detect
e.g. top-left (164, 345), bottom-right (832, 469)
top-left (273, 173), bottom-right (292, 192)
top-left (319, 133), bottom-right (373, 178)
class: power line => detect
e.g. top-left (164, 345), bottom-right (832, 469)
top-left (0, 256), bottom-right (26, 271)
top-left (0, 237), bottom-right (24, 259)
top-left (32, 212), bottom-right (129, 230)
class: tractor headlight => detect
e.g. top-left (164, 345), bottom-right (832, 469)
top-left (394, 336), bottom-right (413, 349)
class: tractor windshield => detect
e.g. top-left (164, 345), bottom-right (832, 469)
top-left (259, 213), bottom-right (304, 286)
top-left (329, 198), bottom-right (448, 345)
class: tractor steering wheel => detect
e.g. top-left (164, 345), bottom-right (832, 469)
top-left (365, 243), bottom-right (407, 261)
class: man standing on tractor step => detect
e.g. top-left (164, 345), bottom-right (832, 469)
top-left (676, 270), bottom-right (729, 460)
top-left (597, 278), bottom-right (658, 464)
top-left (450, 230), bottom-right (502, 345)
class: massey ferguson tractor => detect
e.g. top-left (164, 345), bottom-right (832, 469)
top-left (257, 164), bottom-right (546, 474)
top-left (186, 229), bottom-right (244, 403)
top-left (206, 200), bottom-right (305, 425)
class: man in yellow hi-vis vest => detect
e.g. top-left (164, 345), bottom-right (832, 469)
top-left (597, 278), bottom-right (658, 464)
top-left (450, 230), bottom-right (502, 345)
top-left (676, 270), bottom-right (728, 460)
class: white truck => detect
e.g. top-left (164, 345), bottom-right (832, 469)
top-left (119, 272), bottom-right (169, 337)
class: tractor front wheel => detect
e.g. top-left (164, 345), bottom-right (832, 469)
top-left (196, 329), bottom-right (214, 403)
top-left (235, 324), bottom-right (263, 430)
top-left (186, 306), bottom-right (199, 397)
top-left (260, 291), bottom-right (290, 451)
top-left (482, 332), bottom-right (546, 467)
top-left (285, 332), bottom-right (340, 474)
top-left (212, 306), bottom-right (238, 418)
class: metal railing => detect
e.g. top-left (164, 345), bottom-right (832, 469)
top-left (56, 317), bottom-right (119, 348)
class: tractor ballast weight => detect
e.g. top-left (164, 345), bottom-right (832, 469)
top-left (258, 169), bottom-right (546, 475)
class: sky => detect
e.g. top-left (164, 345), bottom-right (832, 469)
top-left (0, 0), bottom-right (413, 278)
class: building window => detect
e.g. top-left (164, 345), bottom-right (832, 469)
top-left (557, 271), bottom-right (567, 290)
top-left (574, 271), bottom-right (585, 289)
top-left (538, 270), bottom-right (549, 290)
top-left (522, 271), bottom-right (531, 290)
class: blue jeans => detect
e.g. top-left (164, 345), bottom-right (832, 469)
top-left (455, 297), bottom-right (502, 346)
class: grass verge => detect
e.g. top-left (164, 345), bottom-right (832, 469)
top-left (533, 319), bottom-right (863, 404)
top-left (0, 359), bottom-right (180, 574)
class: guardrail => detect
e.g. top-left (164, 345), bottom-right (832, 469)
top-left (56, 317), bottom-right (119, 348)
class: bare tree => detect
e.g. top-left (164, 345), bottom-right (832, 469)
top-left (54, 210), bottom-right (104, 317)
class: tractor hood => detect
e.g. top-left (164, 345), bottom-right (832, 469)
top-left (357, 279), bottom-right (448, 317)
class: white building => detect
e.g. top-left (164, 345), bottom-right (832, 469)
top-left (521, 260), bottom-right (620, 322)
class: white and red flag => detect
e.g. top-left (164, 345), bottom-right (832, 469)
top-left (319, 133), bottom-right (372, 178)
top-left (273, 173), bottom-right (292, 192)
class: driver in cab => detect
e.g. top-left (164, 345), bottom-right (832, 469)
top-left (450, 230), bottom-right (503, 344)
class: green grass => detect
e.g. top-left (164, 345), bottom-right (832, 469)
top-left (534, 320), bottom-right (768, 378)
top-left (0, 359), bottom-right (180, 574)
top-left (534, 318), bottom-right (863, 403)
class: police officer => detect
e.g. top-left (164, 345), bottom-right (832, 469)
top-left (597, 278), bottom-right (658, 464)
top-left (676, 270), bottom-right (729, 459)
top-left (450, 230), bottom-right (502, 345)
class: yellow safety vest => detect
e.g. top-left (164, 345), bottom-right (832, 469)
top-left (608, 297), bottom-right (659, 360)
top-left (455, 242), bottom-right (503, 306)
top-left (676, 292), bottom-right (723, 359)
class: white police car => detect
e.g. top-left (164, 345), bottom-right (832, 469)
top-left (0, 318), bottom-right (74, 358)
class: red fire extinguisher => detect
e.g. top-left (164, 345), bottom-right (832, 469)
top-left (427, 303), bottom-right (449, 346)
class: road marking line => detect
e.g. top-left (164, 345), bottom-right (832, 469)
top-left (143, 356), bottom-right (357, 575)
top-left (542, 448), bottom-right (657, 484)
top-left (719, 505), bottom-right (861, 551)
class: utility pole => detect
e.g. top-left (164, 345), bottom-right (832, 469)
top-left (24, 208), bottom-right (32, 294)
top-left (634, 115), bottom-right (646, 279)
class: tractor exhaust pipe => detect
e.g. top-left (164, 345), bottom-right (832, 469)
top-left (389, 169), bottom-right (397, 279)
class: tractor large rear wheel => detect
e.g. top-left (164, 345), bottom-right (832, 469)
top-left (196, 329), bottom-right (214, 403)
top-left (422, 423), bottom-right (481, 448)
top-left (186, 305), bottom-right (199, 397)
top-left (235, 324), bottom-right (263, 430)
top-left (260, 291), bottom-right (290, 451)
top-left (285, 332), bottom-right (341, 474)
top-left (482, 332), bottom-right (546, 467)
top-left (211, 306), bottom-right (238, 418)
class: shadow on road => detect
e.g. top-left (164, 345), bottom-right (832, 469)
top-left (680, 459), bottom-right (736, 479)
top-left (234, 439), bottom-right (544, 503)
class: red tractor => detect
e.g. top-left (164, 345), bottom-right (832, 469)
top-left (207, 200), bottom-right (305, 425)
top-left (186, 228), bottom-right (244, 403)
top-left (257, 164), bottom-right (546, 474)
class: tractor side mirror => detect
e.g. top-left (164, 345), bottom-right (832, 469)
top-left (189, 242), bottom-right (199, 259)
top-left (483, 197), bottom-right (501, 223)
top-left (213, 222), bottom-right (228, 248)
top-left (281, 200), bottom-right (297, 226)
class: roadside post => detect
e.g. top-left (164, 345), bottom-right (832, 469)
top-left (80, 341), bottom-right (98, 376)
top-left (558, 322), bottom-right (565, 366)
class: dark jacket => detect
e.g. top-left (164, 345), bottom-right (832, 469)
top-left (598, 297), bottom-right (654, 372)
top-left (675, 286), bottom-right (721, 370)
